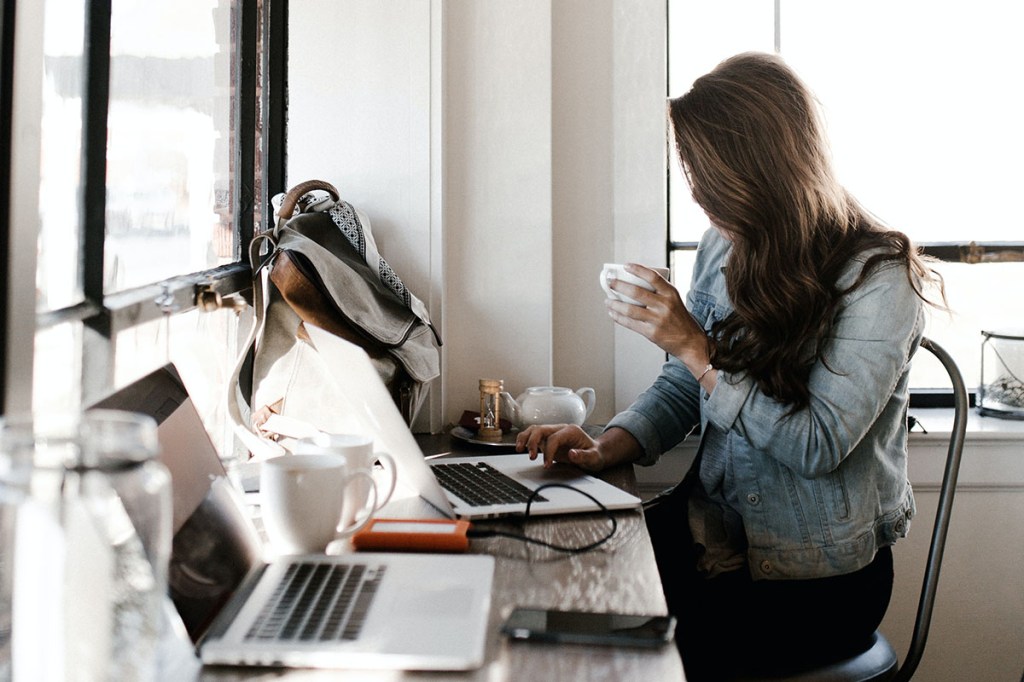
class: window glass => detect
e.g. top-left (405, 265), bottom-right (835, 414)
top-left (105, 0), bottom-right (236, 293)
top-left (37, 0), bottom-right (238, 311)
top-left (33, 323), bottom-right (83, 414)
top-left (111, 308), bottom-right (234, 417)
top-left (780, 0), bottom-right (1024, 244)
top-left (918, 262), bottom-right (1023, 391)
top-left (38, 0), bottom-right (86, 313)
top-left (667, 0), bottom-right (773, 246)
top-left (113, 307), bottom-right (245, 459)
top-left (668, 248), bottom-right (697, 294)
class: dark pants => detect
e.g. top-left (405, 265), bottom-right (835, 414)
top-left (645, 483), bottom-right (894, 681)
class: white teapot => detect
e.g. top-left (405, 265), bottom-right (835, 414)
top-left (500, 386), bottom-right (596, 429)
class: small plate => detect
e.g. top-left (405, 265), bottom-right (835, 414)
top-left (450, 425), bottom-right (521, 448)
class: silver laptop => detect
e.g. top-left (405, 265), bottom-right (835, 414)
top-left (280, 323), bottom-right (642, 520)
top-left (92, 365), bottom-right (495, 671)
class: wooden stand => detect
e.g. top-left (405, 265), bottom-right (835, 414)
top-left (477, 378), bottom-right (504, 441)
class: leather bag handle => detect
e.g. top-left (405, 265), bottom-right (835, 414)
top-left (277, 179), bottom-right (340, 219)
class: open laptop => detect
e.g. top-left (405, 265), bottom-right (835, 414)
top-left (91, 364), bottom-right (495, 671)
top-left (251, 323), bottom-right (642, 521)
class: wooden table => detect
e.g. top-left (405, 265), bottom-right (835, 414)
top-left (201, 432), bottom-right (685, 681)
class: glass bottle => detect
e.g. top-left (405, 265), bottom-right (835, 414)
top-left (0, 409), bottom-right (171, 681)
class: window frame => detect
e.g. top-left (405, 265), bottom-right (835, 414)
top-left (0, 0), bottom-right (290, 411)
top-left (0, 0), bottom-right (15, 414)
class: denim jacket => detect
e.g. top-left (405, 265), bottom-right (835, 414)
top-left (608, 228), bottom-right (922, 580)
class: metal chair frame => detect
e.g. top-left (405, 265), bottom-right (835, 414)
top-left (738, 336), bottom-right (967, 682)
top-left (893, 337), bottom-right (967, 681)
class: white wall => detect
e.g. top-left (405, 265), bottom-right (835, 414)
top-left (287, 0), bottom-right (437, 426)
top-left (441, 0), bottom-right (556, 425)
top-left (288, 0), bottom-right (667, 431)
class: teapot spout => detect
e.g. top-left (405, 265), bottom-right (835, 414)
top-left (499, 391), bottom-right (523, 429)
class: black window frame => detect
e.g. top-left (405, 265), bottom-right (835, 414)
top-left (0, 0), bottom-right (16, 415)
top-left (0, 0), bottom-right (290, 410)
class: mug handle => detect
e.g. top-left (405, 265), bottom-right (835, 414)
top-left (371, 452), bottom-right (398, 512)
top-left (335, 470), bottom-right (378, 538)
top-left (599, 267), bottom-right (616, 299)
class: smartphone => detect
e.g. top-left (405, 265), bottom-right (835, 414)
top-left (500, 607), bottom-right (676, 648)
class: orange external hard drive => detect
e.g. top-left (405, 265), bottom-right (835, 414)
top-left (351, 518), bottom-right (472, 553)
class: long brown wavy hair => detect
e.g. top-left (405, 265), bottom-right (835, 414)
top-left (669, 52), bottom-right (944, 410)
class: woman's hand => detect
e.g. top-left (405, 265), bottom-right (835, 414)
top-left (515, 424), bottom-right (606, 471)
top-left (605, 263), bottom-right (709, 368)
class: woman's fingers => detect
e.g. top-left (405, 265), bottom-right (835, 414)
top-left (516, 425), bottom-right (553, 459)
top-left (515, 424), bottom-right (595, 468)
top-left (605, 272), bottom-right (705, 361)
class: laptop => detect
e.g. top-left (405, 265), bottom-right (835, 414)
top-left (250, 323), bottom-right (642, 521)
top-left (91, 364), bottom-right (495, 671)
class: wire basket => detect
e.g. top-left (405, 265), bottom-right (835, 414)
top-left (978, 329), bottom-right (1024, 419)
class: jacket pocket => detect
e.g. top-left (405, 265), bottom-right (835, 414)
top-left (828, 468), bottom-right (851, 520)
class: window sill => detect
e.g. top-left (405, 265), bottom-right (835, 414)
top-left (906, 407), bottom-right (1024, 490)
top-left (639, 407), bottom-right (1024, 497)
top-left (908, 407), bottom-right (1024, 443)
top-left (660, 407), bottom-right (1024, 447)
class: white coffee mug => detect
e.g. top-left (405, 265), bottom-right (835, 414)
top-left (600, 263), bottom-right (671, 306)
top-left (260, 453), bottom-right (377, 554)
top-left (299, 433), bottom-right (397, 530)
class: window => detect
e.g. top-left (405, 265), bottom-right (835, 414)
top-left (667, 0), bottom-right (1024, 397)
top-left (1, 0), bottom-right (287, 454)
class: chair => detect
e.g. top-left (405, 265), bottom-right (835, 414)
top-left (737, 337), bottom-right (968, 682)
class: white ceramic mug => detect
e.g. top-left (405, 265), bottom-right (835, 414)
top-left (299, 433), bottom-right (397, 530)
top-left (600, 263), bottom-right (671, 306)
top-left (259, 453), bottom-right (377, 554)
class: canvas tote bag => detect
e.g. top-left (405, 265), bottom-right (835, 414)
top-left (227, 180), bottom-right (440, 459)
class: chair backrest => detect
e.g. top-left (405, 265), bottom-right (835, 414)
top-left (894, 337), bottom-right (967, 682)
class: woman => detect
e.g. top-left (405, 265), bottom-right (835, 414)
top-left (516, 52), bottom-right (945, 680)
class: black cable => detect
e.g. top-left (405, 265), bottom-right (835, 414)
top-left (466, 483), bottom-right (618, 554)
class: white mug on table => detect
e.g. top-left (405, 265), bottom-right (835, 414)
top-left (260, 452), bottom-right (378, 554)
top-left (297, 433), bottom-right (397, 530)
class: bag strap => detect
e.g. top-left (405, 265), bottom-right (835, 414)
top-left (227, 180), bottom-right (340, 459)
top-left (225, 231), bottom-right (287, 460)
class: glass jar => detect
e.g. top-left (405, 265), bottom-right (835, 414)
top-left (0, 409), bottom-right (171, 681)
top-left (978, 329), bottom-right (1024, 419)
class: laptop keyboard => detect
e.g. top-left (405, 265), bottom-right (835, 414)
top-left (245, 561), bottom-right (386, 642)
top-left (431, 461), bottom-right (547, 506)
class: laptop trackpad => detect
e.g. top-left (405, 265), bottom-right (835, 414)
top-left (407, 587), bottom-right (475, 616)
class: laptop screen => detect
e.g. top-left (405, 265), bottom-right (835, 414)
top-left (90, 364), bottom-right (263, 642)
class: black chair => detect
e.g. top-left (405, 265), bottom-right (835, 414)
top-left (738, 337), bottom-right (968, 682)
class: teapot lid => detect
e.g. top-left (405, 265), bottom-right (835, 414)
top-left (525, 386), bottom-right (571, 394)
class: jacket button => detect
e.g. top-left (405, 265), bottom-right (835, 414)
top-left (746, 493), bottom-right (760, 505)
top-left (760, 560), bottom-right (772, 574)
top-left (894, 518), bottom-right (906, 533)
